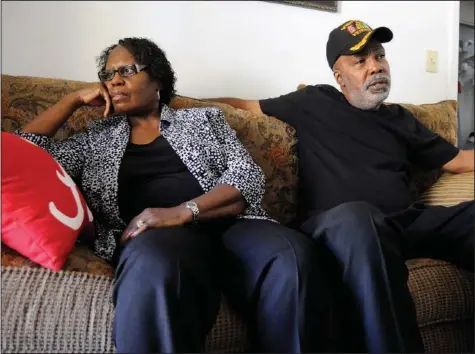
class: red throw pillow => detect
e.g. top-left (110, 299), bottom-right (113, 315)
top-left (1, 132), bottom-right (94, 271)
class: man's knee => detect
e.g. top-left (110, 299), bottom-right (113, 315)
top-left (304, 201), bottom-right (381, 232)
top-left (325, 201), bottom-right (381, 223)
top-left (302, 201), bottom-right (394, 252)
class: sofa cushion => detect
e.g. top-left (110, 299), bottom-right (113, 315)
top-left (408, 259), bottom-right (474, 353)
top-left (170, 96), bottom-right (298, 224)
top-left (1, 244), bottom-right (114, 277)
top-left (1, 255), bottom-right (249, 353)
top-left (2, 266), bottom-right (115, 353)
top-left (408, 171), bottom-right (474, 348)
top-left (408, 259), bottom-right (473, 327)
top-left (419, 321), bottom-right (473, 353)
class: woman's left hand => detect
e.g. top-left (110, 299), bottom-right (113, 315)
top-left (120, 206), bottom-right (192, 245)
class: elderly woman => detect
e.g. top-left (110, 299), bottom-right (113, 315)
top-left (17, 37), bottom-right (330, 353)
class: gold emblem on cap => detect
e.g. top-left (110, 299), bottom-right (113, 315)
top-left (340, 20), bottom-right (374, 52)
top-left (350, 32), bottom-right (373, 51)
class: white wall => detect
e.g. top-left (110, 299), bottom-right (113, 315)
top-left (2, 1), bottom-right (460, 104)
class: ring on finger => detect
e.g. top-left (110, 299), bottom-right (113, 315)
top-left (136, 220), bottom-right (146, 229)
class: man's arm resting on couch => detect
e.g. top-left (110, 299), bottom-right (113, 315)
top-left (207, 84), bottom-right (307, 113)
top-left (205, 98), bottom-right (263, 115)
top-left (443, 150), bottom-right (474, 174)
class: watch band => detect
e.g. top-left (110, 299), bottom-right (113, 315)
top-left (184, 201), bottom-right (200, 224)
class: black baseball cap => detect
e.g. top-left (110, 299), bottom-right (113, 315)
top-left (326, 20), bottom-right (393, 69)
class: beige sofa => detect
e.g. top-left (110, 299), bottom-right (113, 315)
top-left (1, 74), bottom-right (474, 353)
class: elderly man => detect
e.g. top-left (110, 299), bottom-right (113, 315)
top-left (209, 20), bottom-right (474, 353)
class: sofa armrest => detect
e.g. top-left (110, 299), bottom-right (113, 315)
top-left (420, 172), bottom-right (474, 206)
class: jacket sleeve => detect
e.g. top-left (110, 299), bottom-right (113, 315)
top-left (15, 130), bottom-right (90, 181)
top-left (205, 108), bottom-right (266, 209)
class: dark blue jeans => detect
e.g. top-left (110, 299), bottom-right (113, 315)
top-left (300, 200), bottom-right (474, 354)
top-left (113, 219), bottom-right (333, 353)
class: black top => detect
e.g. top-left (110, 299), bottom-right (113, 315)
top-left (260, 84), bottom-right (459, 218)
top-left (118, 135), bottom-right (204, 224)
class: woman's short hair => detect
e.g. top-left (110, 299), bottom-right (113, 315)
top-left (96, 37), bottom-right (177, 112)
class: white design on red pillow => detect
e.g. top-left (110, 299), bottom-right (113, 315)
top-left (48, 163), bottom-right (93, 231)
top-left (87, 206), bottom-right (93, 222)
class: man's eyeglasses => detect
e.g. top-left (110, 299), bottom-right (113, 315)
top-left (98, 64), bottom-right (148, 82)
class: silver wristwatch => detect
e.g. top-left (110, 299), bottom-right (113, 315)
top-left (184, 201), bottom-right (200, 224)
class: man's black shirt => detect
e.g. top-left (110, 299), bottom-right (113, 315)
top-left (260, 85), bottom-right (459, 219)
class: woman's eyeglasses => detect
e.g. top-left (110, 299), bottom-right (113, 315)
top-left (98, 64), bottom-right (148, 82)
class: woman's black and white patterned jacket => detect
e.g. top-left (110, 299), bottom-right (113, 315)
top-left (17, 105), bottom-right (272, 262)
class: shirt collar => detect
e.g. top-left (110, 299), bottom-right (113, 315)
top-left (159, 104), bottom-right (175, 123)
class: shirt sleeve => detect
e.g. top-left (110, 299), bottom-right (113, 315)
top-left (205, 108), bottom-right (266, 210)
top-left (259, 87), bottom-right (309, 127)
top-left (15, 130), bottom-right (90, 181)
top-left (403, 108), bottom-right (459, 170)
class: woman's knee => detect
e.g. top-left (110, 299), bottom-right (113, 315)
top-left (116, 233), bottom-right (176, 285)
top-left (116, 227), bottom-right (213, 281)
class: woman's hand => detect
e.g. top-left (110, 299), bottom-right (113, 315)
top-left (21, 82), bottom-right (113, 136)
top-left (120, 206), bottom-right (193, 245)
top-left (72, 83), bottom-right (112, 117)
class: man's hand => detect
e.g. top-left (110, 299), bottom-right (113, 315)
top-left (443, 150), bottom-right (474, 174)
top-left (120, 206), bottom-right (192, 245)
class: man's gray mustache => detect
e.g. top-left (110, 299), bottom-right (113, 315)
top-left (365, 75), bottom-right (390, 89)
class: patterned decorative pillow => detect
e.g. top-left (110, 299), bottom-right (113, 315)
top-left (399, 101), bottom-right (458, 145)
top-left (2, 132), bottom-right (95, 271)
top-left (170, 96), bottom-right (298, 224)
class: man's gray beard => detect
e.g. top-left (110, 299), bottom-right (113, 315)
top-left (347, 89), bottom-right (390, 111)
top-left (344, 74), bottom-right (391, 111)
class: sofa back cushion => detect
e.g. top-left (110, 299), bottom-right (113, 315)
top-left (2, 75), bottom-right (458, 220)
top-left (170, 97), bottom-right (298, 223)
top-left (1, 75), bottom-right (298, 223)
top-left (1, 75), bottom-right (102, 140)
